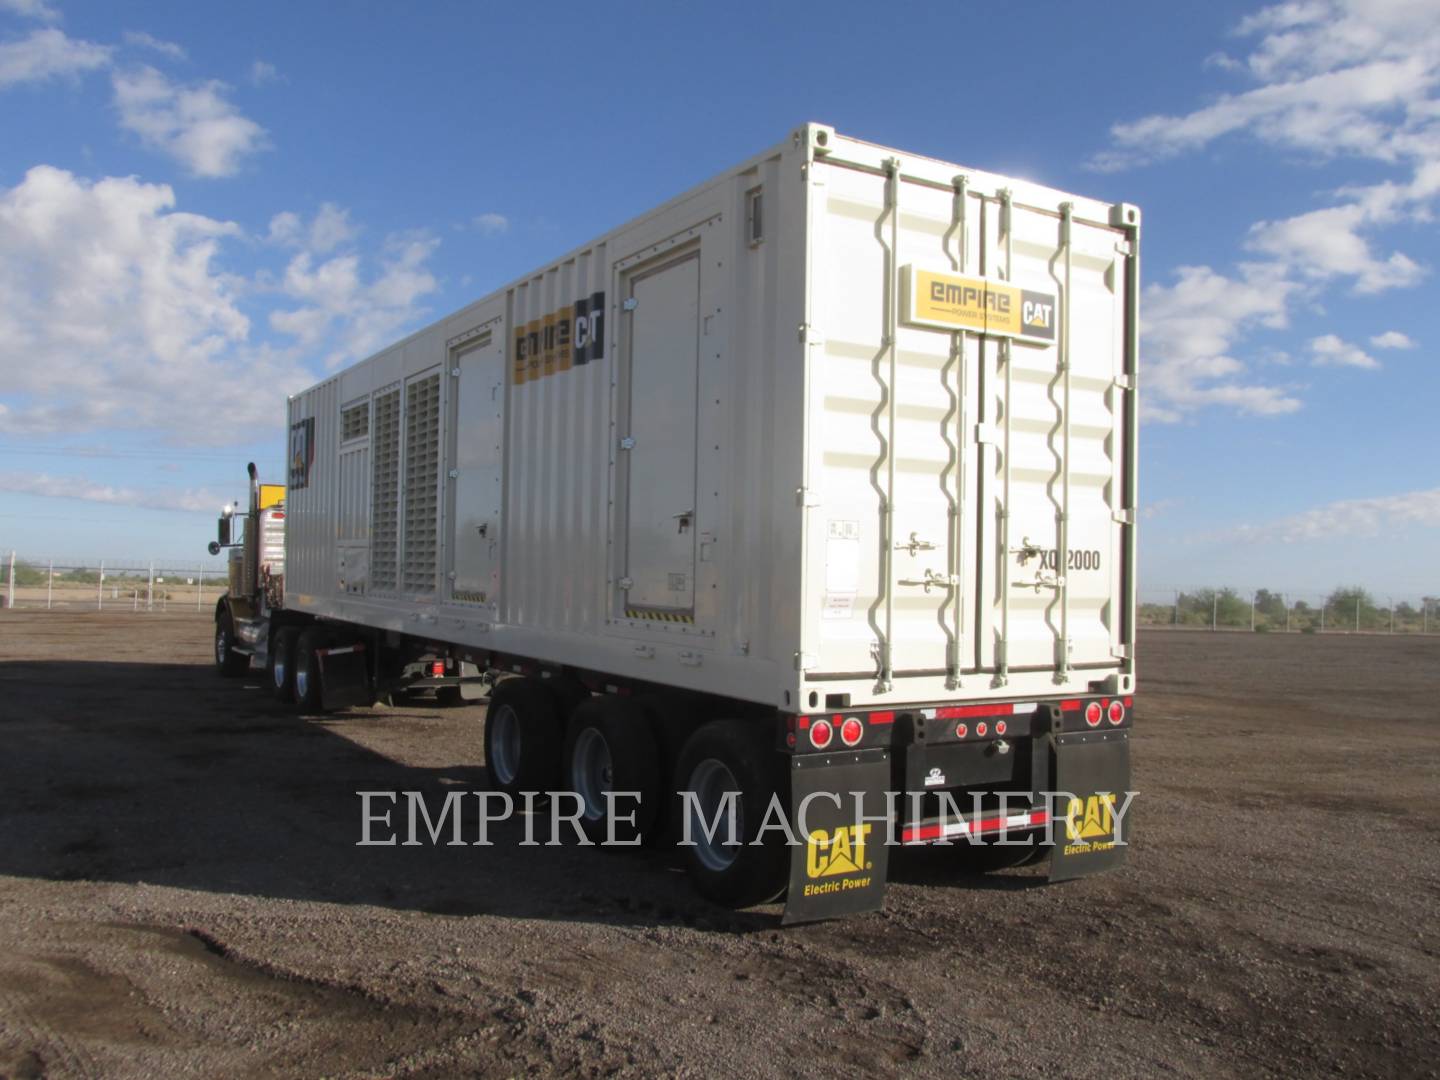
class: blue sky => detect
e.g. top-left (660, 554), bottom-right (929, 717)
top-left (1, 0), bottom-right (1436, 599)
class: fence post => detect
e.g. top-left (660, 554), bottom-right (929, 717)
top-left (1285, 594), bottom-right (1291, 633)
top-left (197, 570), bottom-right (204, 612)
top-left (98, 560), bottom-right (104, 610)
top-left (1250, 591), bottom-right (1256, 632)
top-left (1212, 593), bottom-right (1218, 631)
top-left (147, 561), bottom-right (154, 612)
top-left (47, 558), bottom-right (53, 609)
top-left (1354, 597), bottom-right (1360, 633)
top-left (1389, 598), bottom-right (1395, 634)
top-left (1321, 602), bottom-right (1325, 633)
top-left (1173, 589), bottom-right (1179, 626)
top-left (5, 550), bottom-right (13, 610)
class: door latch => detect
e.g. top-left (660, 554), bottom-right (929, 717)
top-left (673, 509), bottom-right (693, 534)
top-left (896, 531), bottom-right (935, 556)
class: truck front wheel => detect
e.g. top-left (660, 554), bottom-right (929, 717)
top-left (674, 720), bottom-right (789, 909)
top-left (214, 612), bottom-right (247, 677)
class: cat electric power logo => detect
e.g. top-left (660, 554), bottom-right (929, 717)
top-left (513, 291), bottom-right (605, 386)
top-left (1062, 792), bottom-right (1119, 856)
top-left (802, 823), bottom-right (873, 897)
top-left (902, 266), bottom-right (1056, 345)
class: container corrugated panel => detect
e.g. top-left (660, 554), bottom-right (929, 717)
top-left (284, 124), bottom-right (1137, 712)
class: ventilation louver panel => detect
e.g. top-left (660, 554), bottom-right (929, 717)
top-left (341, 401), bottom-right (369, 442)
top-left (402, 373), bottom-right (442, 594)
top-left (369, 386), bottom-right (402, 593)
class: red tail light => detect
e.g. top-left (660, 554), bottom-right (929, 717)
top-left (840, 717), bottom-right (863, 746)
top-left (976, 721), bottom-right (988, 737)
top-left (995, 720), bottom-right (1007, 736)
top-left (431, 661), bottom-right (445, 677)
top-left (1107, 700), bottom-right (1125, 725)
top-left (955, 722), bottom-right (968, 739)
top-left (809, 719), bottom-right (834, 750)
top-left (1085, 702), bottom-right (1103, 727)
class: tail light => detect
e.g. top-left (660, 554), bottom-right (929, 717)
top-left (955, 722), bottom-right (968, 739)
top-left (431, 661), bottom-right (446, 677)
top-left (1107, 700), bottom-right (1126, 725)
top-left (809, 718), bottom-right (834, 750)
top-left (1085, 702), bottom-right (1103, 727)
top-left (995, 720), bottom-right (1007, 736)
top-left (976, 721), bottom-right (988, 737)
top-left (839, 717), bottom-right (863, 747)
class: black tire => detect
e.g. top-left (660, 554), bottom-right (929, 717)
top-left (951, 832), bottom-right (1049, 873)
top-left (293, 627), bottom-right (326, 712)
top-left (214, 611), bottom-right (247, 677)
top-left (562, 697), bottom-right (661, 844)
top-left (267, 625), bottom-right (298, 703)
top-left (674, 719), bottom-right (790, 908)
top-left (483, 678), bottom-right (566, 796)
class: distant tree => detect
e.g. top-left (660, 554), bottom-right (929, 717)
top-left (1254, 589), bottom-right (1287, 622)
top-left (61, 567), bottom-right (100, 584)
top-left (1326, 586), bottom-right (1380, 629)
top-left (6, 560), bottom-right (46, 587)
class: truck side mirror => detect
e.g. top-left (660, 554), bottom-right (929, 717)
top-left (217, 512), bottom-right (232, 548)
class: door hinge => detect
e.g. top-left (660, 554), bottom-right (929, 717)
top-left (1112, 509), bottom-right (1135, 526)
top-left (796, 487), bottom-right (822, 507)
top-left (618, 577), bottom-right (634, 590)
top-left (1111, 644), bottom-right (1133, 659)
top-left (623, 297), bottom-right (638, 312)
top-left (974, 422), bottom-right (999, 447)
top-left (619, 436), bottom-right (636, 450)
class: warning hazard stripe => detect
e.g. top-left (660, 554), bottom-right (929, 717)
top-left (900, 809), bottom-right (1049, 845)
top-left (625, 607), bottom-right (695, 624)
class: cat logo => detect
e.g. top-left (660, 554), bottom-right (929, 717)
top-left (903, 266), bottom-right (1056, 344)
top-left (805, 823), bottom-right (872, 879)
top-left (1064, 792), bottom-right (1118, 843)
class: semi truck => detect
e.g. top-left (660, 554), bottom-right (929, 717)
top-left (209, 124), bottom-right (1139, 923)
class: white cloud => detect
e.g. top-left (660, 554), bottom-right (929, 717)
top-left (1247, 203), bottom-right (1427, 293)
top-left (267, 202), bottom-right (359, 254)
top-left (0, 0), bottom-right (60, 22)
top-left (1371, 329), bottom-right (1416, 348)
top-left (1309, 333), bottom-right (1380, 368)
top-left (0, 165), bottom-right (309, 442)
top-left (269, 233), bottom-right (439, 369)
top-left (0, 28), bottom-right (111, 87)
top-left (1226, 487), bottom-right (1440, 543)
top-left (248, 59), bottom-right (281, 86)
top-left (111, 65), bottom-right (266, 178)
top-left (1141, 264), bottom-right (1303, 421)
top-left (121, 31), bottom-right (187, 62)
top-left (0, 472), bottom-right (226, 513)
top-left (473, 212), bottom-right (509, 235)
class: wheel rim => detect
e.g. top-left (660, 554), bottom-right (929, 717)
top-left (215, 628), bottom-right (228, 664)
top-left (489, 703), bottom-right (521, 786)
top-left (688, 758), bottom-right (743, 872)
top-left (295, 664), bottom-right (308, 701)
top-left (273, 655), bottom-right (286, 689)
top-left (571, 726), bottom-right (614, 822)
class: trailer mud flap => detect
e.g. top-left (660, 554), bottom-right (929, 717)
top-left (1049, 731), bottom-right (1132, 882)
top-left (316, 644), bottom-right (370, 710)
top-left (782, 749), bottom-right (891, 925)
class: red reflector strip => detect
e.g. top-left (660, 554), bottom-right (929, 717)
top-left (935, 703), bottom-right (1014, 721)
top-left (868, 711), bottom-right (895, 725)
top-left (1059, 699), bottom-right (1081, 711)
top-left (901, 809), bottom-right (1050, 844)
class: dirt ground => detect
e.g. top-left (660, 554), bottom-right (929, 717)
top-left (0, 612), bottom-right (1435, 1079)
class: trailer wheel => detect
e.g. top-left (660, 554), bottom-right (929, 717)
top-left (267, 626), bottom-right (298, 703)
top-left (483, 678), bottom-right (564, 796)
top-left (293, 627), bottom-right (326, 713)
top-left (952, 834), bottom-right (1048, 873)
top-left (674, 720), bottom-right (789, 908)
top-left (563, 697), bottom-right (661, 844)
top-left (214, 611), bottom-right (247, 677)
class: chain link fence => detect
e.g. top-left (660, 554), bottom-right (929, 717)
top-left (1, 552), bottom-right (224, 613)
top-left (1139, 586), bottom-right (1439, 635)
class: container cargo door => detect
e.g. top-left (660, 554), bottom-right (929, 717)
top-left (621, 251), bottom-right (701, 616)
top-left (805, 157), bottom-right (1131, 691)
top-left (447, 328), bottom-right (504, 606)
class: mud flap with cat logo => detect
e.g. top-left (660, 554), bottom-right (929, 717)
top-left (782, 749), bottom-right (891, 925)
top-left (1048, 730), bottom-right (1132, 882)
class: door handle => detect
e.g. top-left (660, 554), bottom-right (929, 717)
top-left (673, 509), bottom-right (693, 533)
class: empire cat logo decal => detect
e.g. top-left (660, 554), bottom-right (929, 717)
top-left (513, 291), bottom-right (604, 386)
top-left (902, 266), bottom-right (1057, 344)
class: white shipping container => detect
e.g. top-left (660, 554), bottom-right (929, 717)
top-left (283, 123), bottom-right (1138, 714)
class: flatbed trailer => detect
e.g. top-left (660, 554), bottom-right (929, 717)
top-left (211, 123), bottom-right (1139, 922)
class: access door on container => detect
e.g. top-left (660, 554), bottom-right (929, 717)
top-left (446, 325), bottom-right (505, 607)
top-left (619, 250), bottom-right (701, 617)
